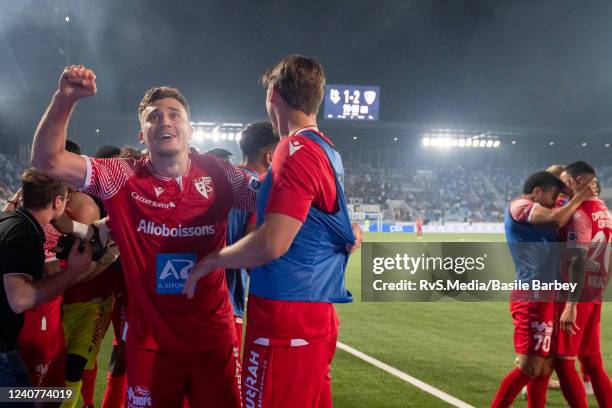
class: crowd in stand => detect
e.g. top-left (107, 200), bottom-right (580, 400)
top-left (1, 151), bottom-right (610, 224)
top-left (0, 153), bottom-right (26, 206)
top-left (345, 163), bottom-right (612, 223)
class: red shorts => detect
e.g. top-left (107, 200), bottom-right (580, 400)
top-left (112, 277), bottom-right (128, 347)
top-left (126, 343), bottom-right (241, 408)
top-left (510, 301), bottom-right (554, 356)
top-left (235, 316), bottom-right (243, 357)
top-left (17, 311), bottom-right (66, 387)
top-left (241, 295), bottom-right (338, 408)
top-left (553, 302), bottom-right (601, 358)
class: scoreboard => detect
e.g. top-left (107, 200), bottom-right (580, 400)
top-left (323, 84), bottom-right (380, 121)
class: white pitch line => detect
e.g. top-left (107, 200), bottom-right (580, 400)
top-left (337, 341), bottom-right (475, 408)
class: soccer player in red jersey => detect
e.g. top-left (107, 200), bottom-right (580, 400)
top-left (185, 56), bottom-right (362, 408)
top-left (415, 216), bottom-right (423, 239)
top-left (32, 65), bottom-right (257, 407)
top-left (491, 171), bottom-right (595, 408)
top-left (554, 161), bottom-right (612, 408)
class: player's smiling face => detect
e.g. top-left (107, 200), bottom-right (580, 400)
top-left (139, 97), bottom-right (192, 158)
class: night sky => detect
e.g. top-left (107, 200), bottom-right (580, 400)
top-left (2, 0), bottom-right (612, 143)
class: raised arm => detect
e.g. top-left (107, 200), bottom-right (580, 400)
top-left (31, 65), bottom-right (97, 187)
top-left (529, 180), bottom-right (596, 228)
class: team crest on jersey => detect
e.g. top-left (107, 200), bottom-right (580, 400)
top-left (194, 176), bottom-right (214, 199)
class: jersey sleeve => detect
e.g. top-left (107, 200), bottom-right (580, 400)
top-left (565, 211), bottom-right (591, 249)
top-left (265, 137), bottom-right (336, 222)
top-left (509, 198), bottom-right (537, 223)
top-left (43, 224), bottom-right (60, 261)
top-left (82, 156), bottom-right (137, 200)
top-left (209, 157), bottom-right (257, 212)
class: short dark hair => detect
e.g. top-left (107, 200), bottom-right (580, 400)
top-left (206, 148), bottom-right (233, 161)
top-left (138, 86), bottom-right (190, 120)
top-left (65, 140), bottom-right (81, 155)
top-left (120, 146), bottom-right (145, 159)
top-left (261, 55), bottom-right (326, 115)
top-left (564, 161), bottom-right (596, 178)
top-left (239, 122), bottom-right (279, 159)
top-left (522, 171), bottom-right (566, 194)
top-left (21, 168), bottom-right (69, 210)
top-left (94, 145), bottom-right (121, 159)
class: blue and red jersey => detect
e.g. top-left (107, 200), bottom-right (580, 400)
top-left (504, 198), bottom-right (560, 284)
top-left (249, 128), bottom-right (354, 303)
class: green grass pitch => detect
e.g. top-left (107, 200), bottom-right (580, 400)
top-left (91, 232), bottom-right (610, 407)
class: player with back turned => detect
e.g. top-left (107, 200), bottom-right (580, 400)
top-left (185, 55), bottom-right (362, 407)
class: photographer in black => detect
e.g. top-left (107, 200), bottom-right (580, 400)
top-left (0, 169), bottom-right (92, 387)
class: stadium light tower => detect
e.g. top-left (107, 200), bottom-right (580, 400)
top-left (193, 129), bottom-right (205, 142)
top-left (422, 129), bottom-right (501, 149)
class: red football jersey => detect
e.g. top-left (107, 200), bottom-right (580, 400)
top-left (416, 219), bottom-right (423, 230)
top-left (82, 153), bottom-right (257, 351)
top-left (62, 262), bottom-right (119, 304)
top-left (22, 224), bottom-right (64, 328)
top-left (265, 127), bottom-right (337, 221)
top-left (562, 198), bottom-right (612, 303)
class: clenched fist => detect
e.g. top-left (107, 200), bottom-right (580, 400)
top-left (58, 65), bottom-right (97, 102)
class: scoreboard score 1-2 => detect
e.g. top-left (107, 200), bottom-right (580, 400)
top-left (323, 84), bottom-right (380, 121)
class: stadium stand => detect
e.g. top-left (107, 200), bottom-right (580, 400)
top-left (0, 149), bottom-right (609, 225)
top-left (345, 163), bottom-right (612, 223)
top-left (0, 153), bottom-right (25, 206)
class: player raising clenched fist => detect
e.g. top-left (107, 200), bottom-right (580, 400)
top-left (31, 66), bottom-right (257, 407)
top-left (59, 65), bottom-right (97, 101)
